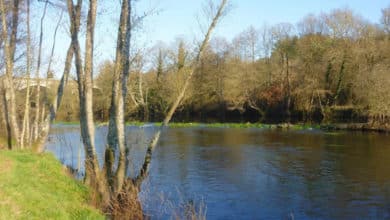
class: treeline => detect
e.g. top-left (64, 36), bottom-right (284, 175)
top-left (85, 7), bottom-right (390, 125)
top-left (4, 6), bottom-right (390, 126)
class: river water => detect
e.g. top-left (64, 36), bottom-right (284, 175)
top-left (46, 125), bottom-right (390, 219)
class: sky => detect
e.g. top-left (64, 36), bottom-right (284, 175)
top-left (33, 0), bottom-right (389, 77)
top-left (139, 0), bottom-right (388, 43)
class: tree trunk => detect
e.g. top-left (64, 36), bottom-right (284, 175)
top-left (34, 10), bottom-right (64, 152)
top-left (285, 54), bottom-right (291, 123)
top-left (36, 44), bottom-right (74, 152)
top-left (105, 0), bottom-right (132, 195)
top-left (0, 0), bottom-right (21, 149)
top-left (21, 0), bottom-right (32, 149)
top-left (67, 0), bottom-right (102, 198)
top-left (0, 84), bottom-right (12, 149)
top-left (32, 0), bottom-right (49, 142)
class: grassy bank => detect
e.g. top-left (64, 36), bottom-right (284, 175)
top-left (57, 120), bottom-right (389, 132)
top-left (0, 150), bottom-right (104, 220)
top-left (54, 121), bottom-right (321, 130)
top-left (126, 121), bottom-right (321, 130)
top-left (53, 121), bottom-right (81, 125)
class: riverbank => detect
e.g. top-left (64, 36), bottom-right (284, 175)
top-left (65, 121), bottom-right (321, 130)
top-left (53, 120), bottom-right (390, 134)
top-left (320, 123), bottom-right (390, 133)
top-left (132, 122), bottom-right (390, 133)
top-left (0, 150), bottom-right (104, 219)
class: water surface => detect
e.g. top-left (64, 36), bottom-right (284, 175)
top-left (46, 125), bottom-right (390, 219)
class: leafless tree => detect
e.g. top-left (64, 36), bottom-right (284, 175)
top-left (135, 0), bottom-right (229, 185)
top-left (0, 0), bottom-right (21, 149)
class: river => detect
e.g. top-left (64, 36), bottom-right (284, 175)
top-left (46, 125), bottom-right (390, 219)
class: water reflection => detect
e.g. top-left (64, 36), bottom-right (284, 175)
top-left (46, 126), bottom-right (390, 219)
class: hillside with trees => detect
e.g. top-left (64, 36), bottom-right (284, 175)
top-left (89, 7), bottom-right (390, 128)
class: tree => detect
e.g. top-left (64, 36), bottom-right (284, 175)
top-left (104, 0), bottom-right (132, 201)
top-left (381, 5), bottom-right (390, 34)
top-left (0, 0), bottom-right (21, 149)
top-left (32, 0), bottom-right (49, 142)
top-left (177, 40), bottom-right (187, 71)
top-left (259, 24), bottom-right (274, 84)
top-left (232, 26), bottom-right (260, 63)
top-left (156, 48), bottom-right (164, 79)
top-left (36, 5), bottom-right (70, 152)
top-left (324, 8), bottom-right (367, 39)
top-left (94, 61), bottom-right (114, 121)
top-left (20, 0), bottom-right (31, 149)
top-left (135, 0), bottom-right (229, 185)
top-left (297, 13), bottom-right (326, 36)
top-left (294, 34), bottom-right (330, 121)
top-left (66, 0), bottom-right (103, 197)
top-left (272, 23), bottom-right (296, 122)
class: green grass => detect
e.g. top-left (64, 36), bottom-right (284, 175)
top-left (125, 121), bottom-right (320, 130)
top-left (53, 121), bottom-right (80, 125)
top-left (0, 150), bottom-right (104, 220)
top-left (52, 120), bottom-right (320, 130)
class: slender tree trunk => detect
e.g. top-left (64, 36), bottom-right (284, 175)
top-left (21, 0), bottom-right (32, 149)
top-left (34, 10), bottom-right (64, 152)
top-left (83, 0), bottom-right (100, 188)
top-left (0, 0), bottom-right (21, 149)
top-left (333, 57), bottom-right (346, 105)
top-left (38, 7), bottom-right (62, 144)
top-left (285, 54), bottom-right (291, 123)
top-left (135, 0), bottom-right (228, 185)
top-left (0, 83), bottom-right (12, 149)
top-left (67, 0), bottom-right (105, 201)
top-left (32, 0), bottom-right (49, 141)
top-left (36, 44), bottom-right (74, 152)
top-left (105, 0), bottom-right (132, 195)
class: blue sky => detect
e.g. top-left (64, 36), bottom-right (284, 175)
top-left (34, 0), bottom-right (389, 76)
top-left (138, 0), bottom-right (388, 43)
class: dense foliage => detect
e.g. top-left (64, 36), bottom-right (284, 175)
top-left (3, 6), bottom-right (390, 126)
top-left (88, 8), bottom-right (390, 125)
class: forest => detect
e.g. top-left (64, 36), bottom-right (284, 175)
top-left (2, 3), bottom-right (390, 128)
top-left (73, 7), bottom-right (390, 126)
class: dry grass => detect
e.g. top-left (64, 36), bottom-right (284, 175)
top-left (172, 200), bottom-right (207, 220)
top-left (103, 182), bottom-right (144, 220)
top-left (139, 182), bottom-right (207, 220)
top-left (0, 158), bottom-right (13, 174)
top-left (0, 136), bottom-right (8, 149)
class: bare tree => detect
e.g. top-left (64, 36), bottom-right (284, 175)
top-left (66, 0), bottom-right (103, 196)
top-left (297, 13), bottom-right (327, 36)
top-left (272, 23), bottom-right (296, 122)
top-left (0, 0), bottom-right (21, 149)
top-left (235, 25), bottom-right (260, 63)
top-left (104, 0), bottom-right (132, 198)
top-left (21, 0), bottom-right (32, 149)
top-left (259, 24), bottom-right (273, 84)
top-left (324, 8), bottom-right (367, 39)
top-left (32, 0), bottom-right (49, 141)
top-left (36, 7), bottom-right (68, 152)
top-left (135, 0), bottom-right (229, 185)
top-left (40, 9), bottom-right (64, 132)
top-left (381, 6), bottom-right (390, 34)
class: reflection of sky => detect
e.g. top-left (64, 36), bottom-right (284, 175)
top-left (47, 126), bottom-right (390, 219)
top-left (45, 125), bottom-right (157, 176)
